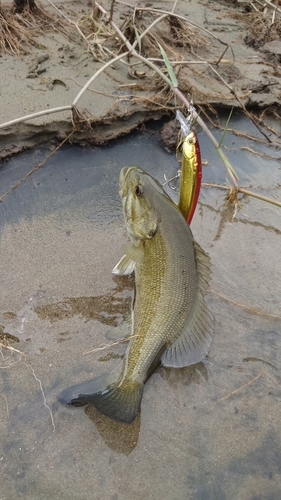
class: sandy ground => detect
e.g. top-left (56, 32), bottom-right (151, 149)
top-left (1, 0), bottom-right (281, 158)
top-left (0, 114), bottom-right (281, 499)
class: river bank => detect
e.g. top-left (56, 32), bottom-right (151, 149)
top-left (1, 0), bottom-right (281, 158)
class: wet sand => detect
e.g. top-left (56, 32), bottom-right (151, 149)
top-left (0, 118), bottom-right (281, 499)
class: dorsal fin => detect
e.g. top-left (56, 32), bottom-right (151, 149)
top-left (161, 240), bottom-right (214, 368)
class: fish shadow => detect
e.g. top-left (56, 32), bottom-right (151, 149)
top-left (158, 361), bottom-right (208, 389)
top-left (84, 404), bottom-right (141, 455)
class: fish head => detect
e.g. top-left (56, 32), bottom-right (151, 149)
top-left (119, 166), bottom-right (165, 240)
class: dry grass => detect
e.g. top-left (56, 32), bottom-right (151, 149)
top-left (0, 0), bottom-right (69, 55)
top-left (236, 4), bottom-right (281, 50)
top-left (75, 7), bottom-right (115, 62)
top-left (118, 10), bottom-right (211, 79)
top-left (0, 4), bottom-right (32, 54)
top-left (134, 13), bottom-right (209, 59)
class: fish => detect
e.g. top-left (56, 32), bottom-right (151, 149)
top-left (58, 166), bottom-right (214, 424)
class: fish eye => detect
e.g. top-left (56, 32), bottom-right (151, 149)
top-left (135, 185), bottom-right (143, 196)
top-left (188, 138), bottom-right (194, 144)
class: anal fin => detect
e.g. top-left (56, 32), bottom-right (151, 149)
top-left (161, 239), bottom-right (214, 368)
top-left (161, 293), bottom-right (213, 368)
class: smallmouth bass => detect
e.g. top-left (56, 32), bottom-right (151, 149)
top-left (58, 166), bottom-right (214, 424)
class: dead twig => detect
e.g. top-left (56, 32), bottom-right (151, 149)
top-left (0, 106), bottom-right (71, 131)
top-left (262, 0), bottom-right (281, 15)
top-left (198, 106), bottom-right (281, 147)
top-left (24, 362), bottom-right (55, 431)
top-left (0, 131), bottom-right (74, 202)
top-left (125, 4), bottom-right (232, 49)
top-left (241, 146), bottom-right (281, 161)
top-left (83, 334), bottom-right (137, 356)
top-left (0, 341), bottom-right (55, 431)
top-left (209, 289), bottom-right (281, 320)
top-left (218, 368), bottom-right (281, 403)
top-left (190, 50), bottom-right (273, 143)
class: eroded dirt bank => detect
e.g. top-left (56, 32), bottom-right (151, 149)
top-left (1, 0), bottom-right (281, 158)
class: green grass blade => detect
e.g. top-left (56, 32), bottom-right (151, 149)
top-left (219, 106), bottom-right (234, 148)
top-left (158, 43), bottom-right (178, 88)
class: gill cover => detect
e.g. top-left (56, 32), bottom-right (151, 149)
top-left (119, 166), bottom-right (160, 241)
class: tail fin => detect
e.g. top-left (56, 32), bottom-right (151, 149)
top-left (76, 381), bottom-right (143, 424)
top-left (58, 370), bottom-right (143, 424)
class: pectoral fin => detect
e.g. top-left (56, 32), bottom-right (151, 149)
top-left (112, 254), bottom-right (135, 275)
top-left (122, 242), bottom-right (144, 262)
top-left (112, 241), bottom-right (144, 275)
top-left (161, 240), bottom-right (214, 368)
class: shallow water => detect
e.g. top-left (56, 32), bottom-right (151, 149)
top-left (0, 116), bottom-right (281, 500)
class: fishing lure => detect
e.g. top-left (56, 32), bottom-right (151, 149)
top-left (176, 110), bottom-right (202, 225)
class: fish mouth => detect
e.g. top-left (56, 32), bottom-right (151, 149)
top-left (119, 166), bottom-right (143, 197)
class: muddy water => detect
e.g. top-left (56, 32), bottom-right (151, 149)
top-left (0, 117), bottom-right (281, 500)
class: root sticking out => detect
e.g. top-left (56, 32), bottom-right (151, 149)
top-left (0, 0), bottom-right (69, 55)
